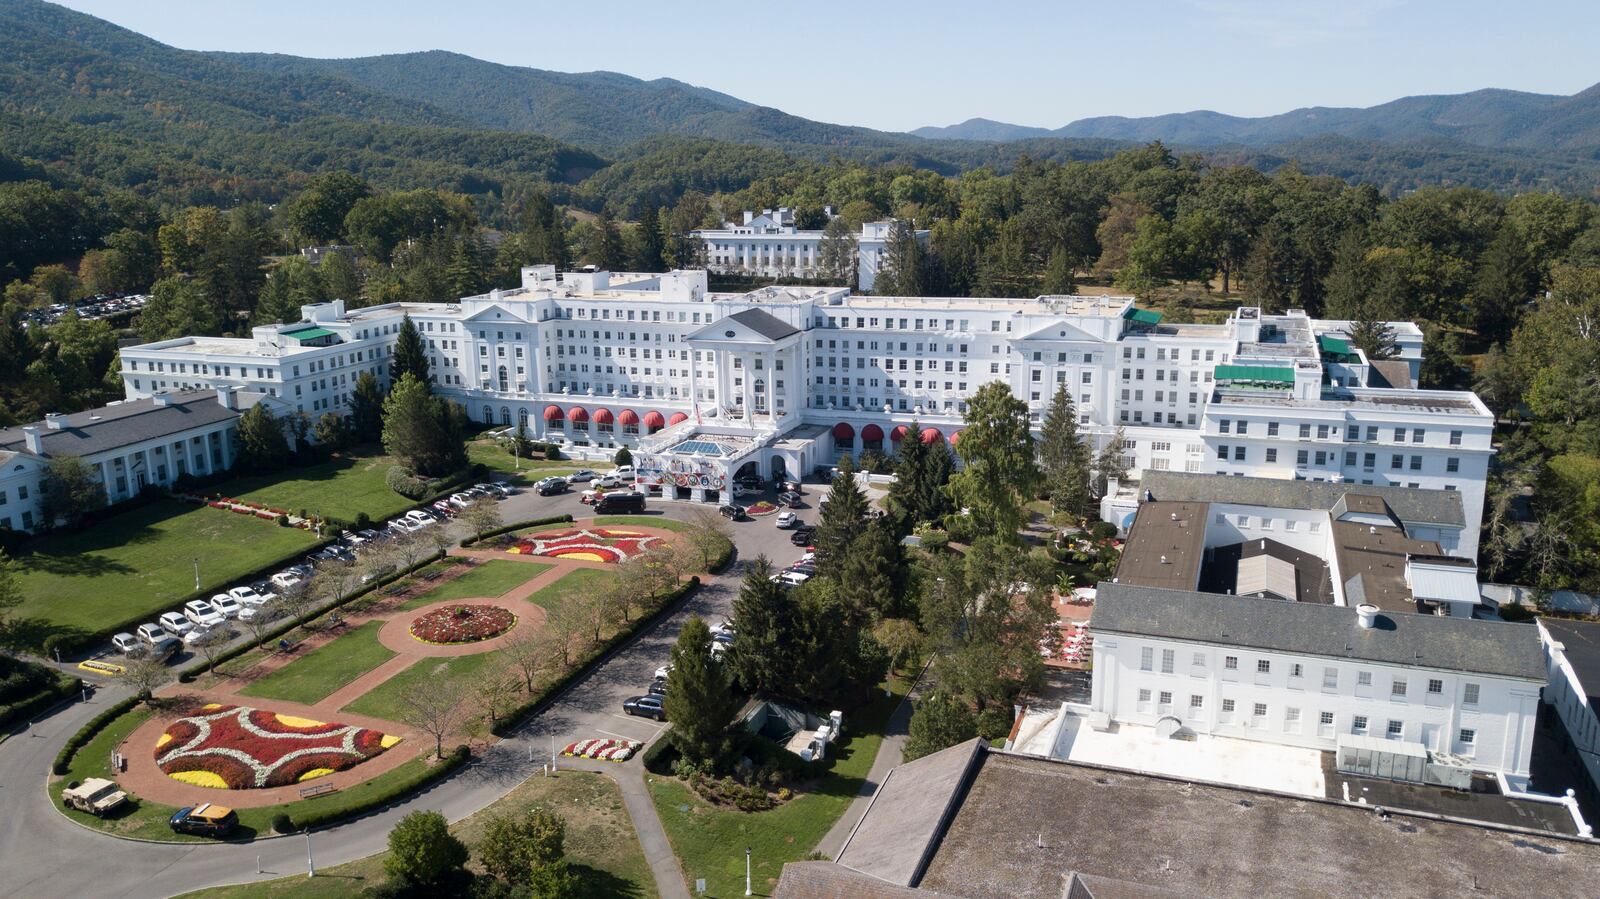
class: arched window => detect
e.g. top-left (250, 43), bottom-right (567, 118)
top-left (498, 366), bottom-right (509, 392)
top-left (518, 408), bottom-right (529, 431)
top-left (482, 404), bottom-right (493, 423)
top-left (500, 406), bottom-right (511, 425)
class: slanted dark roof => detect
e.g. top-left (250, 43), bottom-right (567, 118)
top-left (835, 737), bottom-right (985, 887)
top-left (1542, 618), bottom-right (1600, 719)
top-left (1140, 471), bottom-right (1465, 528)
top-left (1114, 502), bottom-right (1206, 591)
top-left (773, 862), bottom-right (970, 899)
top-left (1331, 520), bottom-right (1442, 613)
top-left (727, 308), bottom-right (801, 340)
top-left (1199, 538), bottom-right (1334, 604)
top-left (1092, 582), bottom-right (1544, 681)
top-left (1369, 359), bottom-right (1415, 390)
top-left (0, 390), bottom-right (248, 458)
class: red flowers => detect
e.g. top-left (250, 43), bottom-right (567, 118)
top-left (505, 528), bottom-right (660, 562)
top-left (744, 502), bottom-right (779, 516)
top-left (409, 605), bottom-right (516, 644)
top-left (155, 704), bottom-right (396, 790)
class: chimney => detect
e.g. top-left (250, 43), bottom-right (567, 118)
top-left (22, 426), bottom-right (42, 454)
top-left (216, 386), bottom-right (237, 410)
top-left (1356, 604), bottom-right (1378, 629)
top-left (44, 412), bottom-right (65, 430)
top-left (743, 211), bottom-right (754, 225)
top-left (151, 392), bottom-right (173, 407)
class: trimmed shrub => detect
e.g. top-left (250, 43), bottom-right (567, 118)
top-left (641, 731), bottom-right (679, 774)
top-left (0, 669), bottom-right (81, 732)
top-left (283, 744), bottom-right (469, 831)
top-left (459, 514), bottom-right (574, 547)
top-left (53, 694), bottom-right (142, 776)
top-left (1089, 521), bottom-right (1119, 540)
top-left (386, 466), bottom-right (430, 500)
top-left (271, 813), bottom-right (293, 834)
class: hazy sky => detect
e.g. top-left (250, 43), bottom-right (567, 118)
top-left (52, 0), bottom-right (1600, 132)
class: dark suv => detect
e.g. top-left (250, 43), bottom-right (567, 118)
top-left (623, 695), bottom-right (665, 720)
top-left (790, 526), bottom-right (816, 546)
top-left (169, 803), bottom-right (238, 838)
top-left (596, 492), bottom-right (646, 514)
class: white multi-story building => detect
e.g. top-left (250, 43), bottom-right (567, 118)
top-left (1539, 618), bottom-right (1600, 810)
top-left (692, 209), bottom-right (929, 291)
top-left (1090, 582), bottom-right (1545, 782)
top-left (117, 267), bottom-right (1493, 521)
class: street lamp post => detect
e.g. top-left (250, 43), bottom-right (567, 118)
top-left (193, 557), bottom-right (200, 591)
top-left (305, 829), bottom-right (315, 877)
top-left (745, 845), bottom-right (752, 896)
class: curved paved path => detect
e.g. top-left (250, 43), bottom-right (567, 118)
top-left (0, 487), bottom-right (815, 899)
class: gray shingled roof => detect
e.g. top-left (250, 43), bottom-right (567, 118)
top-left (1140, 471), bottom-right (1464, 527)
top-left (1093, 582), bottom-right (1543, 681)
top-left (835, 737), bottom-right (985, 887)
top-left (773, 862), bottom-right (970, 899)
top-left (727, 308), bottom-right (801, 340)
top-left (0, 390), bottom-right (247, 458)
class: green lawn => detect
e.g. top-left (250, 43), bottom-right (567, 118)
top-left (467, 441), bottom-right (577, 486)
top-left (525, 568), bottom-right (615, 611)
top-left (176, 771), bottom-right (655, 899)
top-left (218, 450), bottom-right (413, 523)
top-left (10, 499), bottom-right (317, 648)
top-left (238, 621), bottom-right (396, 705)
top-left (342, 652), bottom-right (503, 722)
top-left (650, 679), bottom-right (910, 897)
top-left (588, 515), bottom-right (690, 531)
top-left (397, 559), bottom-right (551, 611)
top-left (56, 702), bottom-right (439, 842)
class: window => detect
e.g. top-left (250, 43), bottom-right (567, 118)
top-left (1463, 683), bottom-right (1480, 705)
top-left (1357, 672), bottom-right (1372, 687)
top-left (1290, 663), bottom-right (1303, 678)
top-left (1387, 720), bottom-right (1404, 739)
top-left (1352, 715), bottom-right (1369, 734)
top-left (1224, 656), bottom-right (1238, 670)
top-left (1391, 679), bottom-right (1407, 698)
top-left (1458, 728), bottom-right (1476, 745)
top-left (1253, 702), bottom-right (1268, 718)
top-left (1138, 688), bottom-right (1151, 704)
top-left (1161, 649), bottom-right (1175, 674)
top-left (1285, 708), bottom-right (1301, 731)
top-left (1192, 653), bottom-right (1206, 668)
top-left (1159, 691), bottom-right (1173, 706)
top-left (1427, 679), bottom-right (1443, 695)
top-left (1256, 659), bottom-right (1271, 674)
top-left (1266, 448), bottom-right (1278, 463)
top-left (1222, 699), bottom-right (1236, 713)
top-left (1322, 667), bottom-right (1338, 689)
top-left (1189, 695), bottom-right (1204, 708)
top-left (1320, 711), bottom-right (1335, 726)
top-left (1140, 647), bottom-right (1153, 671)
top-left (1446, 457), bottom-right (1459, 473)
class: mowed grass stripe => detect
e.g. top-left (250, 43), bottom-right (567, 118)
top-left (238, 621), bottom-right (396, 706)
top-left (524, 568), bottom-right (615, 611)
top-left (341, 651), bottom-right (502, 722)
top-left (397, 559), bottom-right (550, 610)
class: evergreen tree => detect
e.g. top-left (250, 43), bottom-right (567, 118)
top-left (727, 557), bottom-right (800, 697)
top-left (1322, 229), bottom-right (1369, 320)
top-left (663, 616), bottom-right (736, 765)
top-left (838, 517), bottom-right (904, 621)
top-left (1347, 317), bottom-right (1399, 360)
top-left (140, 276), bottom-right (220, 341)
top-left (444, 233), bottom-right (489, 298)
top-left (874, 219), bottom-right (926, 296)
top-left (312, 411), bottom-right (349, 450)
top-left (1040, 243), bottom-right (1077, 295)
top-left (947, 381), bottom-right (1039, 540)
top-left (1468, 223), bottom-right (1536, 341)
top-left (590, 209), bottom-right (624, 270)
top-left (390, 314), bottom-right (430, 388)
top-left (317, 248), bottom-right (362, 303)
top-left (382, 373), bottom-right (466, 476)
top-left (348, 371), bottom-right (384, 443)
top-left (818, 216), bottom-right (858, 287)
top-left (814, 456), bottom-right (869, 580)
top-left (520, 191), bottom-right (570, 270)
top-left (236, 404), bottom-right (291, 472)
top-left (627, 202), bottom-right (667, 272)
top-left (1091, 426), bottom-right (1130, 498)
top-left (1038, 383), bottom-right (1091, 519)
top-left (886, 421), bottom-right (953, 530)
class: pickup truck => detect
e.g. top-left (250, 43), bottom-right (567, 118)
top-left (62, 778), bottom-right (128, 816)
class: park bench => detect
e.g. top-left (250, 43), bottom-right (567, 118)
top-left (298, 782), bottom-right (338, 799)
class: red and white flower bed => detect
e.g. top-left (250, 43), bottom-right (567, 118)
top-left (154, 704), bottom-right (396, 789)
top-left (506, 528), bottom-right (661, 562)
top-left (561, 738), bottom-right (641, 761)
top-left (744, 501), bottom-right (780, 516)
top-left (409, 605), bottom-right (516, 644)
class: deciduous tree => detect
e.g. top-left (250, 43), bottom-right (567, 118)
top-left (384, 810), bottom-right (467, 886)
top-left (947, 381), bottom-right (1039, 539)
top-left (39, 454), bottom-right (107, 529)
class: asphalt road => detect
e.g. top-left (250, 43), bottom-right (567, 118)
top-left (0, 479), bottom-right (820, 899)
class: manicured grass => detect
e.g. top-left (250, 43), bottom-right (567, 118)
top-left (342, 652), bottom-right (502, 722)
top-left (468, 441), bottom-right (577, 485)
top-left (650, 679), bottom-right (911, 897)
top-left (219, 450), bottom-right (412, 523)
top-left (590, 514), bottom-right (691, 531)
top-left (176, 771), bottom-right (656, 899)
top-left (525, 568), bottom-right (615, 611)
top-left (238, 621), bottom-right (396, 705)
top-left (397, 559), bottom-right (550, 611)
top-left (10, 499), bottom-right (317, 648)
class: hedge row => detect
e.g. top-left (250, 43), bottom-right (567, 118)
top-left (0, 671), bottom-right (82, 733)
top-left (176, 550), bottom-right (450, 683)
top-left (52, 693), bottom-right (144, 776)
top-left (283, 744), bottom-right (471, 832)
top-left (491, 575), bottom-right (702, 738)
top-left (459, 514), bottom-right (574, 547)
top-left (40, 533), bottom-right (338, 659)
top-left (640, 729), bottom-right (679, 774)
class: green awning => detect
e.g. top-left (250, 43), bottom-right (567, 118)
top-left (1123, 308), bottom-right (1163, 325)
top-left (1317, 334), bottom-right (1352, 355)
top-left (285, 327), bottom-right (336, 341)
top-left (1214, 364), bottom-right (1295, 385)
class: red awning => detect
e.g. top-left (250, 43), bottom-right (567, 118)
top-left (668, 412), bottom-right (689, 425)
top-left (861, 423), bottom-right (884, 441)
top-left (568, 406), bottom-right (589, 423)
top-left (617, 409), bottom-right (639, 426)
top-left (592, 408), bottom-right (614, 425)
top-left (543, 405), bottom-right (564, 422)
top-left (919, 427), bottom-right (943, 445)
top-left (950, 430), bottom-right (962, 446)
top-left (643, 411), bottom-right (666, 430)
top-left (832, 422), bottom-right (856, 440)
top-left (889, 425), bottom-right (910, 443)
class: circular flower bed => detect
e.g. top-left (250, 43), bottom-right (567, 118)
top-left (155, 703), bottom-right (398, 789)
top-left (744, 501), bottom-right (780, 516)
top-left (506, 527), bottom-right (661, 562)
top-left (410, 604), bottom-right (516, 644)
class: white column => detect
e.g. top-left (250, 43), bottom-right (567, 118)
top-left (742, 353), bottom-right (755, 420)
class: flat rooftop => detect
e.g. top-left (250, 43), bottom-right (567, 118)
top-left (1211, 388), bottom-right (1487, 415)
top-left (917, 752), bottom-right (1600, 899)
top-left (1112, 501), bottom-right (1207, 591)
top-left (1331, 519), bottom-right (1441, 613)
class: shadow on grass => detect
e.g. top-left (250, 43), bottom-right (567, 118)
top-left (16, 550), bottom-right (138, 579)
top-left (574, 864), bottom-right (646, 899)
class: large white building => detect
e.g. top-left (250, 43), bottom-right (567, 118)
top-left (1539, 618), bottom-right (1600, 811)
top-left (692, 209), bottom-right (928, 291)
top-left (117, 266), bottom-right (1493, 520)
top-left (1090, 582), bottom-right (1546, 783)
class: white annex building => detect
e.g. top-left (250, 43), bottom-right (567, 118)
top-left (118, 266), bottom-right (1493, 517)
top-left (691, 209), bottom-right (929, 291)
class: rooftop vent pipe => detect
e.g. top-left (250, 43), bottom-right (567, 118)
top-left (1356, 604), bottom-right (1379, 629)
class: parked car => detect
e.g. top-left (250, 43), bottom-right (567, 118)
top-left (596, 492), bottom-right (646, 514)
top-left (777, 491), bottom-right (804, 508)
top-left (566, 470), bottom-right (597, 484)
top-left (136, 636), bottom-right (180, 662)
top-left (136, 622), bottom-right (173, 646)
top-left (447, 493), bottom-right (475, 509)
top-left (788, 563), bottom-right (817, 577)
top-left (183, 623), bottom-right (220, 646)
top-left (719, 504), bottom-right (745, 521)
top-left (110, 633), bottom-right (141, 655)
top-left (536, 476), bottom-right (567, 496)
top-left (340, 531), bottom-right (368, 548)
top-left (648, 676), bottom-right (668, 697)
top-left (183, 600), bottom-right (225, 628)
top-left (775, 511), bottom-right (798, 529)
top-left (735, 473), bottom-right (763, 489)
top-left (429, 501), bottom-right (457, 517)
top-left (477, 482), bottom-right (513, 497)
top-left (654, 663), bottom-right (674, 681)
top-left (608, 465), bottom-right (636, 481)
top-left (790, 526), bottom-right (816, 546)
top-left (596, 474), bottom-right (626, 489)
top-left (405, 509), bottom-right (438, 525)
top-left (63, 778), bottom-right (129, 817)
top-left (208, 594), bottom-right (243, 619)
top-left (622, 695), bottom-right (666, 721)
top-left (355, 530), bottom-right (383, 544)
top-left (168, 803), bottom-right (238, 838)
top-left (238, 602), bottom-right (277, 623)
top-left (769, 571), bottom-right (810, 588)
top-left (230, 586), bottom-right (274, 607)
top-left (269, 571), bottom-right (302, 592)
top-left (157, 611), bottom-right (195, 636)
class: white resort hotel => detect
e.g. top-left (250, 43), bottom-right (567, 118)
top-left (118, 265), bottom-right (1494, 518)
